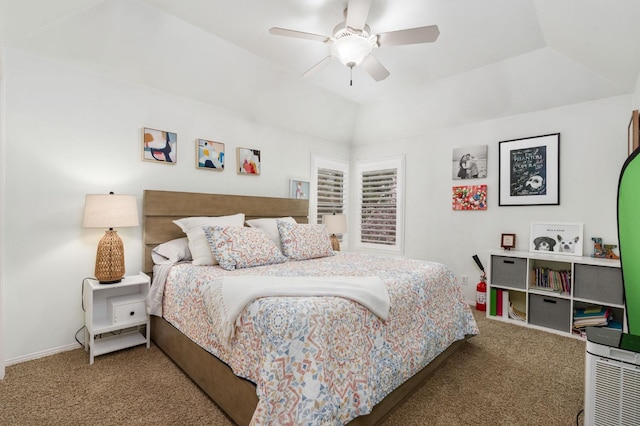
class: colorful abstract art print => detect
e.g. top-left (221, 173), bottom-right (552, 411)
top-left (196, 139), bottom-right (224, 171)
top-left (452, 185), bottom-right (487, 210)
top-left (290, 179), bottom-right (310, 199)
top-left (143, 127), bottom-right (177, 164)
top-left (237, 147), bottom-right (261, 175)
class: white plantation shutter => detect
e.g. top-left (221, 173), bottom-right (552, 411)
top-left (356, 156), bottom-right (404, 253)
top-left (316, 167), bottom-right (346, 223)
top-left (310, 155), bottom-right (348, 227)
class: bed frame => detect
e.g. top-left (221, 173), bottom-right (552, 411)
top-left (143, 189), bottom-right (468, 425)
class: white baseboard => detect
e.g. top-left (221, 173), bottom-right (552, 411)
top-left (5, 342), bottom-right (82, 367)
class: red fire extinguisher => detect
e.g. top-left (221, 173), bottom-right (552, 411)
top-left (476, 275), bottom-right (487, 312)
top-left (472, 254), bottom-right (487, 311)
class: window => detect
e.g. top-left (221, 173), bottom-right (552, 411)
top-left (355, 156), bottom-right (405, 253)
top-left (310, 155), bottom-right (348, 226)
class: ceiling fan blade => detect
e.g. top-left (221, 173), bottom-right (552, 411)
top-left (269, 27), bottom-right (330, 43)
top-left (360, 55), bottom-right (390, 81)
top-left (345, 0), bottom-right (372, 31)
top-left (376, 25), bottom-right (440, 47)
top-left (302, 56), bottom-right (334, 78)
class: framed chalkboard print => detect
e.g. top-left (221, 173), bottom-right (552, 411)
top-left (498, 133), bottom-right (560, 206)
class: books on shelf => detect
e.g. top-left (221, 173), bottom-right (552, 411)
top-left (489, 288), bottom-right (512, 319)
top-left (530, 267), bottom-right (571, 293)
top-left (573, 306), bottom-right (611, 328)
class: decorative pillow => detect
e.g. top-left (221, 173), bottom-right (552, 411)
top-left (203, 225), bottom-right (287, 270)
top-left (173, 213), bottom-right (245, 265)
top-left (245, 216), bottom-right (296, 253)
top-left (151, 237), bottom-right (192, 265)
top-left (277, 221), bottom-right (334, 260)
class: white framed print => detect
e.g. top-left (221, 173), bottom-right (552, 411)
top-left (530, 222), bottom-right (583, 256)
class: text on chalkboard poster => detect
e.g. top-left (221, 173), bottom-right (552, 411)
top-left (510, 145), bottom-right (546, 197)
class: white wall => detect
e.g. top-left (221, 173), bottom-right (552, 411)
top-left (2, 48), bottom-right (349, 363)
top-left (351, 95), bottom-right (631, 303)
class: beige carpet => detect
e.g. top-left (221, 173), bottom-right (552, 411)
top-left (0, 311), bottom-right (586, 425)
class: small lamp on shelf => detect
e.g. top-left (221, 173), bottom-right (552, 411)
top-left (323, 213), bottom-right (347, 251)
top-left (83, 192), bottom-right (139, 284)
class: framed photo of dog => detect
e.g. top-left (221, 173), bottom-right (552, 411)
top-left (530, 222), bottom-right (583, 256)
top-left (498, 133), bottom-right (560, 206)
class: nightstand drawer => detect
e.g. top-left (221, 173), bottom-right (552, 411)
top-left (107, 294), bottom-right (146, 325)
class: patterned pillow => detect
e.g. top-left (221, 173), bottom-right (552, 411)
top-left (203, 226), bottom-right (287, 270)
top-left (277, 221), bottom-right (334, 260)
top-left (173, 214), bottom-right (245, 265)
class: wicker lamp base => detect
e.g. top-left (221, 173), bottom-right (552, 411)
top-left (95, 229), bottom-right (125, 284)
top-left (330, 234), bottom-right (340, 252)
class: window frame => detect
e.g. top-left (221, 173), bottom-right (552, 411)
top-left (355, 155), bottom-right (405, 254)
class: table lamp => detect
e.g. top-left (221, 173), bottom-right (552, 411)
top-left (323, 213), bottom-right (347, 251)
top-left (83, 192), bottom-right (139, 283)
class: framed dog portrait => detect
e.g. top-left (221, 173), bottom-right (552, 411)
top-left (498, 133), bottom-right (560, 206)
top-left (530, 222), bottom-right (583, 256)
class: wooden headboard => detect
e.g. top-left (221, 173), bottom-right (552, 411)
top-left (142, 190), bottom-right (309, 275)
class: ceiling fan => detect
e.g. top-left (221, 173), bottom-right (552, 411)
top-left (269, 0), bottom-right (439, 83)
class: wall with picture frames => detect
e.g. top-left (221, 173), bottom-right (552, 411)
top-left (350, 94), bottom-right (631, 304)
top-left (1, 49), bottom-right (350, 363)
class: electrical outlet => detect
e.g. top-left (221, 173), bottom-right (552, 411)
top-left (461, 275), bottom-right (469, 285)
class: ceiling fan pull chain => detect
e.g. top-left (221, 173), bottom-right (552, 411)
top-left (349, 62), bottom-right (354, 86)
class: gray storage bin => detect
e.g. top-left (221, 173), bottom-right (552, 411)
top-left (491, 256), bottom-right (527, 289)
top-left (529, 294), bottom-right (571, 332)
top-left (574, 264), bottom-right (623, 305)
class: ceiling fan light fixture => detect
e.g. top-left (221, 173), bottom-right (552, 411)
top-left (331, 33), bottom-right (373, 66)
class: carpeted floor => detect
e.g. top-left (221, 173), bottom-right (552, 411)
top-left (0, 310), bottom-right (586, 425)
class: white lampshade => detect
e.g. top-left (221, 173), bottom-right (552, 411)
top-left (323, 213), bottom-right (347, 235)
top-left (83, 193), bottom-right (139, 284)
top-left (83, 193), bottom-right (139, 228)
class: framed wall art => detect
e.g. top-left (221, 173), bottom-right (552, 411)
top-left (452, 185), bottom-right (487, 210)
top-left (498, 133), bottom-right (559, 206)
top-left (290, 179), bottom-right (310, 200)
top-left (237, 147), bottom-right (261, 175)
top-left (452, 145), bottom-right (488, 180)
top-left (501, 233), bottom-right (516, 250)
top-left (628, 110), bottom-right (639, 156)
top-left (530, 222), bottom-right (583, 256)
top-left (196, 139), bottom-right (224, 171)
top-left (143, 127), bottom-right (177, 164)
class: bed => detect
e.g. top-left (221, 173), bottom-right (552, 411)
top-left (143, 189), bottom-right (478, 425)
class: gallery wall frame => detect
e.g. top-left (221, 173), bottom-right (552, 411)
top-left (196, 139), bottom-right (225, 171)
top-left (452, 185), bottom-right (487, 210)
top-left (236, 147), bottom-right (261, 175)
top-left (498, 133), bottom-right (560, 206)
top-left (452, 145), bottom-right (488, 180)
top-left (530, 222), bottom-right (583, 256)
top-left (142, 127), bottom-right (177, 164)
top-left (628, 110), bottom-right (639, 156)
top-left (290, 179), bottom-right (310, 200)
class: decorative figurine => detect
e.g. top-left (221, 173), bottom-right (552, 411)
top-left (591, 237), bottom-right (605, 258)
top-left (604, 244), bottom-right (620, 259)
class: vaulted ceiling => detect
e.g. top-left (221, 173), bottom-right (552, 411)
top-left (2, 0), bottom-right (640, 143)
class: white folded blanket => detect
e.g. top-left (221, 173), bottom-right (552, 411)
top-left (201, 275), bottom-right (390, 340)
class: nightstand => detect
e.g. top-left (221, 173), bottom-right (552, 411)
top-left (83, 273), bottom-right (150, 364)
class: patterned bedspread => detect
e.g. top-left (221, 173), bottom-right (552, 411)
top-left (161, 252), bottom-right (478, 425)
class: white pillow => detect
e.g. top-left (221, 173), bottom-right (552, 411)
top-left (245, 216), bottom-right (296, 253)
top-left (173, 213), bottom-right (245, 265)
top-left (151, 237), bottom-right (192, 265)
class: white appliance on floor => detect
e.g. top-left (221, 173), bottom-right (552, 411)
top-left (585, 327), bottom-right (640, 425)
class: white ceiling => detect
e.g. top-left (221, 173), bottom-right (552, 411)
top-left (2, 0), bottom-right (640, 141)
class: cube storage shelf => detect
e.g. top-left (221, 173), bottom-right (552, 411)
top-left (83, 273), bottom-right (151, 364)
top-left (488, 250), bottom-right (625, 338)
